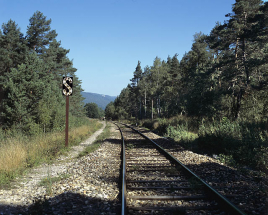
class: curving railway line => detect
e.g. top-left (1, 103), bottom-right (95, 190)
top-left (115, 122), bottom-right (246, 215)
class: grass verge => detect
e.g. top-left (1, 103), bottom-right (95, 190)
top-left (0, 118), bottom-right (102, 189)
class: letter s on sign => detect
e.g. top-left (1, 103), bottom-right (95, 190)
top-left (63, 77), bottom-right (73, 96)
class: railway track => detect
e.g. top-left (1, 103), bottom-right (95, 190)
top-left (115, 123), bottom-right (245, 215)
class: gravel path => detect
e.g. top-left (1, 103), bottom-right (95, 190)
top-left (0, 121), bottom-right (122, 215)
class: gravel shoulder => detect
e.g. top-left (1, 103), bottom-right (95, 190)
top-left (0, 121), bottom-right (122, 215)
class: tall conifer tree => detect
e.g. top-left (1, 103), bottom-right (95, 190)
top-left (26, 11), bottom-right (57, 53)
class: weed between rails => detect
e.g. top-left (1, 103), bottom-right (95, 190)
top-left (0, 119), bottom-right (102, 189)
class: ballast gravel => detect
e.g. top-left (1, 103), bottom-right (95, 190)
top-left (134, 126), bottom-right (268, 215)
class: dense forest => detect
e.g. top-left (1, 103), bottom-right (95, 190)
top-left (0, 11), bottom-right (85, 135)
top-left (105, 0), bottom-right (268, 173)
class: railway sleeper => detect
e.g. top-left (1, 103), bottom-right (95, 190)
top-left (127, 186), bottom-right (193, 190)
top-left (127, 180), bottom-right (189, 183)
top-left (127, 168), bottom-right (179, 172)
top-left (128, 205), bottom-right (220, 212)
top-left (129, 195), bottom-right (208, 200)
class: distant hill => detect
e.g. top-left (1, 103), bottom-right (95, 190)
top-left (81, 92), bottom-right (117, 110)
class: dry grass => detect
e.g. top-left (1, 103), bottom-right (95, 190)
top-left (0, 139), bottom-right (27, 172)
top-left (0, 118), bottom-right (102, 187)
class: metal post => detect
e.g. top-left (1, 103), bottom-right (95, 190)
top-left (65, 95), bottom-right (69, 147)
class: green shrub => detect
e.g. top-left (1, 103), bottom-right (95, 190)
top-left (198, 118), bottom-right (268, 172)
top-left (141, 119), bottom-right (154, 130)
top-left (219, 154), bottom-right (236, 166)
top-left (254, 146), bottom-right (268, 172)
top-left (166, 124), bottom-right (198, 143)
top-left (156, 118), bottom-right (169, 134)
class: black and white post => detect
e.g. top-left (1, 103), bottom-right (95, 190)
top-left (63, 77), bottom-right (73, 147)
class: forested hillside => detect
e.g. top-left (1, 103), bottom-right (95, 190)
top-left (81, 92), bottom-right (116, 110)
top-left (0, 11), bottom-right (84, 135)
top-left (105, 0), bottom-right (268, 173)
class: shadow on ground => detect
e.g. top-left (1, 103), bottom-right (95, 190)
top-left (0, 192), bottom-right (120, 215)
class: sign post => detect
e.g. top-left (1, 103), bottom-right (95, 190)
top-left (63, 77), bottom-right (73, 147)
top-left (65, 95), bottom-right (69, 147)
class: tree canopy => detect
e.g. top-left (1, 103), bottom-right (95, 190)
top-left (84, 103), bottom-right (104, 119)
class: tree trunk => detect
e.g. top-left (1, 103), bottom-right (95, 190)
top-left (151, 99), bottom-right (153, 120)
top-left (234, 89), bottom-right (243, 120)
top-left (242, 36), bottom-right (249, 86)
top-left (157, 96), bottom-right (161, 117)
top-left (144, 90), bottom-right (147, 118)
top-left (243, 12), bottom-right (249, 86)
top-left (156, 97), bottom-right (159, 116)
top-left (159, 97), bottom-right (161, 116)
top-left (139, 97), bottom-right (141, 119)
top-left (235, 35), bottom-right (240, 69)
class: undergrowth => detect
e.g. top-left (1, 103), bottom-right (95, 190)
top-left (140, 115), bottom-right (268, 175)
top-left (198, 118), bottom-right (268, 173)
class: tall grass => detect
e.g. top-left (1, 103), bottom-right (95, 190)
top-left (0, 118), bottom-right (102, 188)
top-left (0, 140), bottom-right (27, 172)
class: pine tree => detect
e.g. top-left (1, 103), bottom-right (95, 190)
top-left (164, 54), bottom-right (181, 116)
top-left (224, 0), bottom-right (263, 119)
top-left (149, 57), bottom-right (165, 117)
top-left (130, 61), bottom-right (143, 87)
top-left (0, 20), bottom-right (27, 124)
top-left (138, 66), bottom-right (150, 118)
top-left (26, 11), bottom-right (84, 118)
top-left (26, 11), bottom-right (57, 53)
top-left (2, 53), bottom-right (47, 129)
top-left (0, 20), bottom-right (26, 72)
top-left (178, 33), bottom-right (214, 117)
top-left (42, 39), bottom-right (69, 74)
top-left (130, 61), bottom-right (143, 119)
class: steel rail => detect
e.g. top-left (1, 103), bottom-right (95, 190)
top-left (114, 123), bottom-right (126, 215)
top-left (121, 123), bottom-right (246, 215)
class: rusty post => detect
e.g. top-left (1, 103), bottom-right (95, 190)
top-left (65, 95), bottom-right (69, 147)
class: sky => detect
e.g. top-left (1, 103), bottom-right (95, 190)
top-left (1, 0), bottom-right (262, 97)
